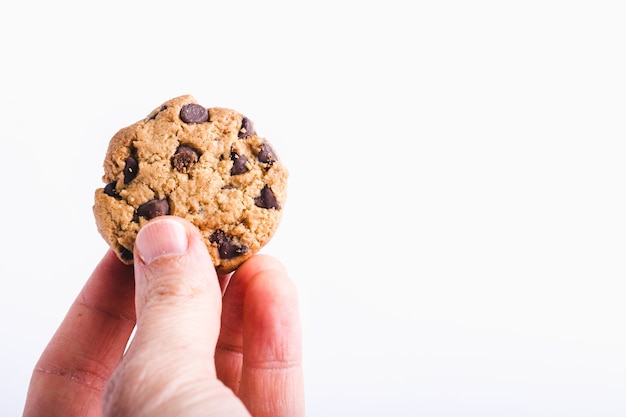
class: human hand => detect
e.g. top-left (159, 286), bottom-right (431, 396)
top-left (23, 216), bottom-right (304, 417)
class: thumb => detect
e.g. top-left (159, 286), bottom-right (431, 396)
top-left (130, 216), bottom-right (222, 375)
top-left (104, 216), bottom-right (225, 416)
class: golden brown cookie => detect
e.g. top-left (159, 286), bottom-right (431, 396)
top-left (93, 95), bottom-right (288, 273)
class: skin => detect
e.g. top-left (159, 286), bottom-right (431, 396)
top-left (23, 216), bottom-right (304, 417)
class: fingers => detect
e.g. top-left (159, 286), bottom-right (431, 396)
top-left (103, 216), bottom-right (242, 416)
top-left (239, 258), bottom-right (305, 417)
top-left (215, 266), bottom-right (247, 391)
top-left (217, 255), bottom-right (305, 417)
top-left (23, 250), bottom-right (136, 417)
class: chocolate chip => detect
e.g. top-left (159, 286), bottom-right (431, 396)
top-left (172, 145), bottom-right (200, 173)
top-left (103, 182), bottom-right (121, 200)
top-left (137, 199), bottom-right (170, 220)
top-left (180, 103), bottom-right (209, 124)
top-left (209, 229), bottom-right (249, 259)
top-left (254, 185), bottom-right (280, 210)
top-left (230, 151), bottom-right (249, 175)
top-left (123, 156), bottom-right (138, 184)
top-left (149, 105), bottom-right (167, 120)
top-left (258, 142), bottom-right (277, 165)
top-left (120, 246), bottom-right (133, 261)
top-left (238, 116), bottom-right (256, 138)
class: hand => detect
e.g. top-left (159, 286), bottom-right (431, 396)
top-left (23, 216), bottom-right (304, 417)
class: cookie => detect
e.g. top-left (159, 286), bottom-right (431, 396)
top-left (93, 95), bottom-right (288, 274)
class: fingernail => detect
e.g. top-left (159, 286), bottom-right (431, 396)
top-left (136, 217), bottom-right (189, 264)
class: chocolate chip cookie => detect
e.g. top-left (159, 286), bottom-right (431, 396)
top-left (93, 95), bottom-right (288, 274)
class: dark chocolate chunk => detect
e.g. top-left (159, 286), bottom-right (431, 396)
top-left (137, 199), bottom-right (170, 220)
top-left (123, 156), bottom-right (138, 184)
top-left (103, 182), bottom-right (121, 200)
top-left (180, 103), bottom-right (209, 124)
top-left (172, 145), bottom-right (200, 173)
top-left (254, 185), bottom-right (280, 210)
top-left (209, 229), bottom-right (249, 259)
top-left (120, 246), bottom-right (133, 261)
top-left (230, 151), bottom-right (249, 175)
top-left (149, 105), bottom-right (167, 120)
top-left (258, 142), bottom-right (277, 165)
top-left (238, 116), bottom-right (256, 138)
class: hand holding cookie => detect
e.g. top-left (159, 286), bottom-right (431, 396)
top-left (23, 218), bottom-right (305, 417)
top-left (23, 97), bottom-right (302, 417)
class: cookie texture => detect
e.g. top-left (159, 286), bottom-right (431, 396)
top-left (93, 95), bottom-right (288, 274)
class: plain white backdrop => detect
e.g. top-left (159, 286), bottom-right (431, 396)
top-left (1, 1), bottom-right (625, 416)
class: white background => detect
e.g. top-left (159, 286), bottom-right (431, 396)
top-left (1, 1), bottom-right (625, 416)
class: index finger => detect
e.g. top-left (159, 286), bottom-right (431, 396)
top-left (217, 255), bottom-right (305, 417)
top-left (23, 250), bottom-right (136, 417)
